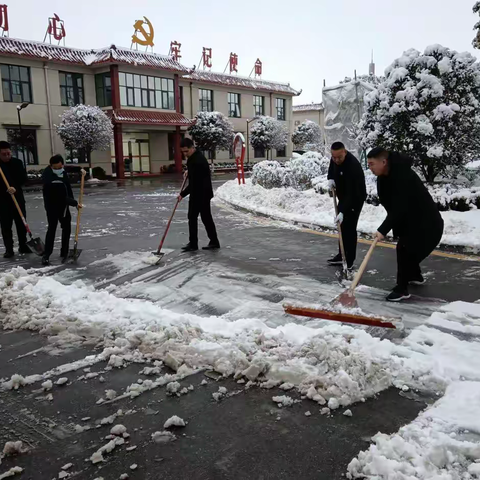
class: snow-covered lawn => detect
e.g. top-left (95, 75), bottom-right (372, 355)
top-left (216, 179), bottom-right (480, 251)
top-left (1, 253), bottom-right (480, 477)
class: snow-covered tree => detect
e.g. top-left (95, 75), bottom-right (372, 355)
top-left (188, 111), bottom-right (234, 153)
top-left (292, 120), bottom-right (323, 152)
top-left (473, 2), bottom-right (480, 49)
top-left (339, 74), bottom-right (385, 86)
top-left (358, 45), bottom-right (480, 183)
top-left (55, 105), bottom-right (113, 167)
top-left (250, 116), bottom-right (288, 159)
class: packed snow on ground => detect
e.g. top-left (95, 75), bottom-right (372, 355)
top-left (216, 179), bottom-right (480, 251)
top-left (1, 266), bottom-right (480, 478)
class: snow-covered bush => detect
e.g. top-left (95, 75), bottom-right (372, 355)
top-left (188, 111), bottom-right (234, 152)
top-left (55, 105), bottom-right (113, 165)
top-left (292, 120), bottom-right (323, 152)
top-left (358, 45), bottom-right (480, 183)
top-left (250, 116), bottom-right (288, 158)
top-left (287, 152), bottom-right (329, 190)
top-left (251, 161), bottom-right (288, 189)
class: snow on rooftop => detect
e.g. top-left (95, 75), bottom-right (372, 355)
top-left (293, 103), bottom-right (324, 112)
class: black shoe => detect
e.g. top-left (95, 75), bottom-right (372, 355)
top-left (18, 245), bottom-right (32, 254)
top-left (386, 288), bottom-right (411, 302)
top-left (327, 253), bottom-right (343, 266)
top-left (181, 243), bottom-right (198, 252)
top-left (3, 251), bottom-right (14, 259)
top-left (41, 256), bottom-right (50, 266)
top-left (202, 242), bottom-right (220, 250)
top-left (409, 275), bottom-right (425, 286)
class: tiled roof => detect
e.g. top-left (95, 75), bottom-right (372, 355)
top-left (0, 37), bottom-right (189, 73)
top-left (293, 103), bottom-right (324, 112)
top-left (184, 69), bottom-right (300, 96)
top-left (108, 109), bottom-right (193, 126)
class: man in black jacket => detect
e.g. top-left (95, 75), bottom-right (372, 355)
top-left (42, 155), bottom-right (81, 266)
top-left (178, 138), bottom-right (219, 252)
top-left (327, 142), bottom-right (367, 269)
top-left (367, 147), bottom-right (444, 302)
top-left (0, 140), bottom-right (31, 258)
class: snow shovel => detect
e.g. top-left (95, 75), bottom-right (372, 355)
top-left (0, 167), bottom-right (45, 256)
top-left (152, 175), bottom-right (188, 265)
top-left (332, 188), bottom-right (349, 280)
top-left (66, 169), bottom-right (86, 263)
top-left (284, 237), bottom-right (399, 329)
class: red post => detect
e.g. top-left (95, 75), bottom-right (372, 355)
top-left (113, 123), bottom-right (124, 179)
top-left (174, 126), bottom-right (182, 173)
top-left (174, 74), bottom-right (181, 113)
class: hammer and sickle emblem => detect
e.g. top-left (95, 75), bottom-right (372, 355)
top-left (132, 16), bottom-right (154, 47)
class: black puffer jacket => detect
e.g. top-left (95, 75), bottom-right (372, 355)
top-left (180, 150), bottom-right (214, 200)
top-left (377, 152), bottom-right (443, 237)
top-left (327, 151), bottom-right (367, 214)
top-left (42, 167), bottom-right (77, 216)
top-left (0, 158), bottom-right (27, 210)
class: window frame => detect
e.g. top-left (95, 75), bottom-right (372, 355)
top-left (228, 92), bottom-right (241, 118)
top-left (6, 127), bottom-right (38, 166)
top-left (1, 64), bottom-right (32, 103)
top-left (119, 73), bottom-right (175, 110)
top-left (276, 147), bottom-right (286, 158)
top-left (254, 146), bottom-right (265, 159)
top-left (276, 98), bottom-right (286, 121)
top-left (59, 71), bottom-right (84, 107)
top-left (95, 73), bottom-right (112, 107)
top-left (253, 95), bottom-right (264, 117)
top-left (199, 88), bottom-right (213, 112)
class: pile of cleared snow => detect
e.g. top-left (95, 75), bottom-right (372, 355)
top-left (348, 381), bottom-right (480, 479)
top-left (216, 179), bottom-right (480, 250)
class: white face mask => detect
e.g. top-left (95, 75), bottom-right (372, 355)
top-left (53, 167), bottom-right (64, 176)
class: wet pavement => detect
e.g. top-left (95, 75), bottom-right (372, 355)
top-left (0, 175), bottom-right (478, 479)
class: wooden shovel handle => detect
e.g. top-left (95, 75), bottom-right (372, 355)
top-left (349, 237), bottom-right (379, 293)
top-left (0, 166), bottom-right (30, 234)
top-left (74, 169), bottom-right (86, 243)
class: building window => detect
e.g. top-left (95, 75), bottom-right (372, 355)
top-left (6, 127), bottom-right (38, 166)
top-left (179, 86), bottom-right (184, 113)
top-left (65, 148), bottom-right (86, 164)
top-left (118, 73), bottom-right (175, 110)
top-left (59, 72), bottom-right (84, 106)
top-left (276, 98), bottom-right (286, 121)
top-left (228, 93), bottom-right (241, 118)
top-left (276, 148), bottom-right (286, 158)
top-left (253, 95), bottom-right (264, 116)
top-left (199, 89), bottom-right (213, 112)
top-left (95, 73), bottom-right (111, 107)
top-left (1, 64), bottom-right (32, 103)
top-left (254, 147), bottom-right (265, 159)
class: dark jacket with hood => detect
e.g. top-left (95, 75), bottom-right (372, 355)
top-left (327, 151), bottom-right (367, 214)
top-left (0, 157), bottom-right (27, 210)
top-left (180, 150), bottom-right (214, 200)
top-left (377, 152), bottom-right (443, 237)
top-left (42, 167), bottom-right (77, 217)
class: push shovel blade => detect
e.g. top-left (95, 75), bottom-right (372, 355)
top-left (331, 290), bottom-right (359, 309)
top-left (27, 237), bottom-right (45, 256)
top-left (66, 248), bottom-right (82, 263)
top-left (151, 251), bottom-right (165, 266)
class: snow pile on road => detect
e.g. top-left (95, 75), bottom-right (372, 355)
top-left (216, 179), bottom-right (480, 250)
top-left (347, 381), bottom-right (480, 479)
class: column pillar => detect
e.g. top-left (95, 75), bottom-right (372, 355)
top-left (113, 123), bottom-right (124, 179)
top-left (174, 126), bottom-right (182, 173)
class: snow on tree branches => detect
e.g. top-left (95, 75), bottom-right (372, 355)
top-left (473, 2), bottom-right (480, 49)
top-left (250, 116), bottom-right (288, 157)
top-left (188, 111), bottom-right (234, 153)
top-left (358, 44), bottom-right (480, 183)
top-left (55, 105), bottom-right (113, 164)
top-left (292, 120), bottom-right (323, 152)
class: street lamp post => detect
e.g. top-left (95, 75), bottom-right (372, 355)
top-left (16, 102), bottom-right (30, 170)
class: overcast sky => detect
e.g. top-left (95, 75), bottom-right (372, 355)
top-left (6, 0), bottom-right (480, 105)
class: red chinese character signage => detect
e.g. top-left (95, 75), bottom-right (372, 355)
top-left (255, 59), bottom-right (262, 77)
top-left (44, 13), bottom-right (66, 44)
top-left (169, 41), bottom-right (181, 61)
top-left (0, 4), bottom-right (9, 36)
top-left (229, 53), bottom-right (238, 73)
top-left (202, 47), bottom-right (212, 69)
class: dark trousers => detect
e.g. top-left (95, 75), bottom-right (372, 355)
top-left (396, 222), bottom-right (444, 289)
top-left (338, 206), bottom-right (363, 267)
top-left (0, 204), bottom-right (27, 253)
top-left (44, 209), bottom-right (72, 258)
top-left (188, 198), bottom-right (218, 247)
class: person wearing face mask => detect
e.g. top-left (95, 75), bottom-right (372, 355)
top-left (42, 154), bottom-right (82, 266)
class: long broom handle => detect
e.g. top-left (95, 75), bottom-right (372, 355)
top-left (349, 237), bottom-right (379, 293)
top-left (74, 170), bottom-right (86, 244)
top-left (332, 189), bottom-right (348, 272)
top-left (0, 166), bottom-right (31, 235)
top-left (157, 175), bottom-right (188, 253)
